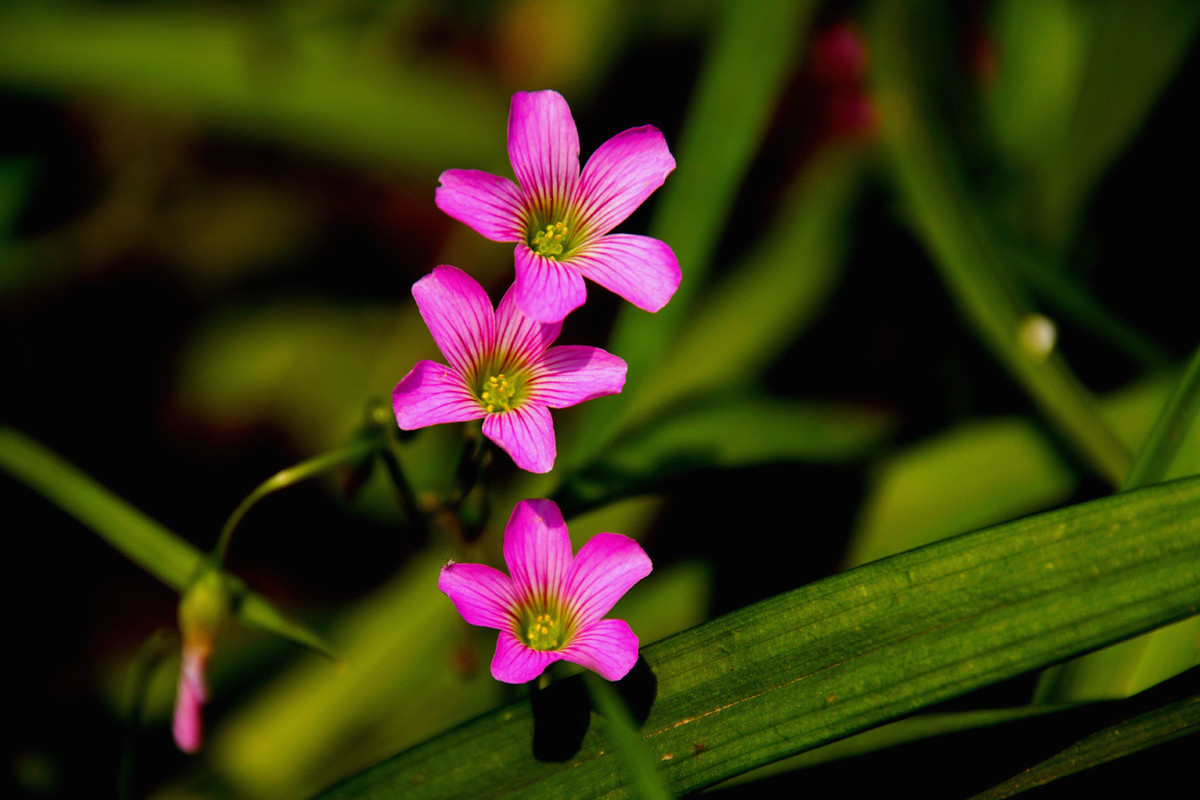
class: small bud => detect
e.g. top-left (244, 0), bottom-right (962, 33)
top-left (1018, 314), bottom-right (1057, 361)
top-left (172, 568), bottom-right (229, 754)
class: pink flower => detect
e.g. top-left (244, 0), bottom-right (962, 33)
top-left (439, 499), bottom-right (652, 683)
top-left (392, 266), bottom-right (627, 473)
top-left (436, 90), bottom-right (681, 323)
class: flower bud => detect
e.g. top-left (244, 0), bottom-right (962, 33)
top-left (172, 568), bottom-right (229, 754)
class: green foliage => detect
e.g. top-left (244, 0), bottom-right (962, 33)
top-left (0, 428), bottom-right (336, 660)
top-left (969, 692), bottom-right (1200, 799)
top-left (318, 476), bottom-right (1200, 798)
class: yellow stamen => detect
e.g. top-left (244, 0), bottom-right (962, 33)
top-left (480, 373), bottom-right (517, 413)
top-left (531, 221), bottom-right (569, 258)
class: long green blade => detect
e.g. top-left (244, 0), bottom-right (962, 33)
top-left (316, 475), bottom-right (1200, 798)
top-left (0, 427), bottom-right (336, 659)
top-left (0, 427), bottom-right (202, 590)
top-left (968, 691), bottom-right (1200, 799)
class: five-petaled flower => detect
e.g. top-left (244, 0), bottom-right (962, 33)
top-left (436, 89), bottom-right (681, 323)
top-left (392, 265), bottom-right (627, 473)
top-left (439, 498), bottom-right (652, 683)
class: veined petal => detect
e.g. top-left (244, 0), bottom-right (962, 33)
top-left (438, 562), bottom-right (518, 630)
top-left (575, 125), bottom-right (675, 237)
top-left (529, 346), bottom-right (626, 409)
top-left (508, 90), bottom-right (580, 213)
top-left (393, 361), bottom-right (484, 430)
top-left (560, 618), bottom-right (640, 682)
top-left (492, 629), bottom-right (560, 684)
top-left (483, 404), bottom-right (557, 473)
top-left (514, 245), bottom-right (587, 323)
top-left (573, 234), bottom-right (680, 313)
top-left (411, 266), bottom-right (496, 374)
top-left (495, 284), bottom-right (561, 367)
top-left (435, 169), bottom-right (525, 242)
top-left (563, 533), bottom-right (652, 626)
top-left (501, 499), bottom-right (573, 602)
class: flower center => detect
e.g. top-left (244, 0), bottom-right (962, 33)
top-left (479, 373), bottom-right (518, 413)
top-left (523, 611), bottom-right (563, 651)
top-left (530, 221), bottom-right (569, 259)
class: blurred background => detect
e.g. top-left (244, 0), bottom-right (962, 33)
top-left (1, 1), bottom-right (1196, 798)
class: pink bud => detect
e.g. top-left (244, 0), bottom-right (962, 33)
top-left (172, 645), bottom-right (210, 754)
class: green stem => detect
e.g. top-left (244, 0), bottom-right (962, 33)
top-left (213, 438), bottom-right (378, 563)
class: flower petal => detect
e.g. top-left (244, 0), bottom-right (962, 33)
top-left (574, 125), bottom-right (675, 237)
top-left (563, 533), bottom-right (652, 626)
top-left (438, 562), bottom-right (518, 630)
top-left (483, 404), bottom-right (557, 473)
top-left (435, 169), bottom-right (525, 242)
top-left (393, 361), bottom-right (485, 430)
top-left (492, 629), bottom-right (560, 684)
top-left (501, 498), bottom-right (573, 604)
top-left (411, 265), bottom-right (495, 374)
top-left (573, 234), bottom-right (680, 313)
top-left (514, 245), bottom-right (587, 323)
top-left (172, 649), bottom-right (208, 754)
top-left (560, 618), bottom-right (640, 681)
top-left (494, 284), bottom-right (561, 367)
top-left (508, 90), bottom-right (580, 213)
top-left (529, 346), bottom-right (627, 409)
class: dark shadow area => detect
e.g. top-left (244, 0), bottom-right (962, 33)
top-left (531, 656), bottom-right (659, 762)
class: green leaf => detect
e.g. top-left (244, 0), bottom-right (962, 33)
top-left (0, 427), bottom-right (336, 660)
top-left (315, 474), bottom-right (1200, 799)
top-left (869, 2), bottom-right (1130, 486)
top-left (1125, 345), bottom-right (1200, 490)
top-left (987, 0), bottom-right (1087, 172)
top-left (574, 0), bottom-right (819, 463)
top-left (0, 427), bottom-right (202, 590)
top-left (617, 144), bottom-right (865, 436)
top-left (1039, 346), bottom-right (1200, 702)
top-left (968, 692), bottom-right (1200, 799)
top-left (585, 675), bottom-right (674, 800)
top-left (0, 6), bottom-right (507, 174)
top-left (0, 156), bottom-right (35, 236)
top-left (1040, 0), bottom-right (1200, 246)
top-left (846, 374), bottom-right (1169, 567)
top-left (558, 395), bottom-right (893, 516)
top-left (714, 704), bottom-right (1074, 790)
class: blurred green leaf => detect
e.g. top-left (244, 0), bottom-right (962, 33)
top-left (846, 374), bottom-right (1169, 567)
top-left (714, 704), bottom-right (1073, 790)
top-left (316, 474), bottom-right (1200, 798)
top-left (1040, 0), bottom-right (1200, 246)
top-left (618, 144), bottom-right (866, 435)
top-left (559, 395), bottom-right (893, 516)
top-left (0, 427), bottom-right (335, 659)
top-left (870, 1), bottom-right (1130, 486)
top-left (1039, 345), bottom-right (1200, 702)
top-left (1125, 345), bottom-right (1200, 489)
top-left (576, 0), bottom-right (819, 460)
top-left (969, 691), bottom-right (1200, 799)
top-left (0, 5), bottom-right (506, 174)
top-left (0, 427), bottom-right (202, 590)
top-left (987, 0), bottom-right (1087, 173)
top-left (0, 157), bottom-right (34, 235)
top-left (585, 675), bottom-right (673, 800)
